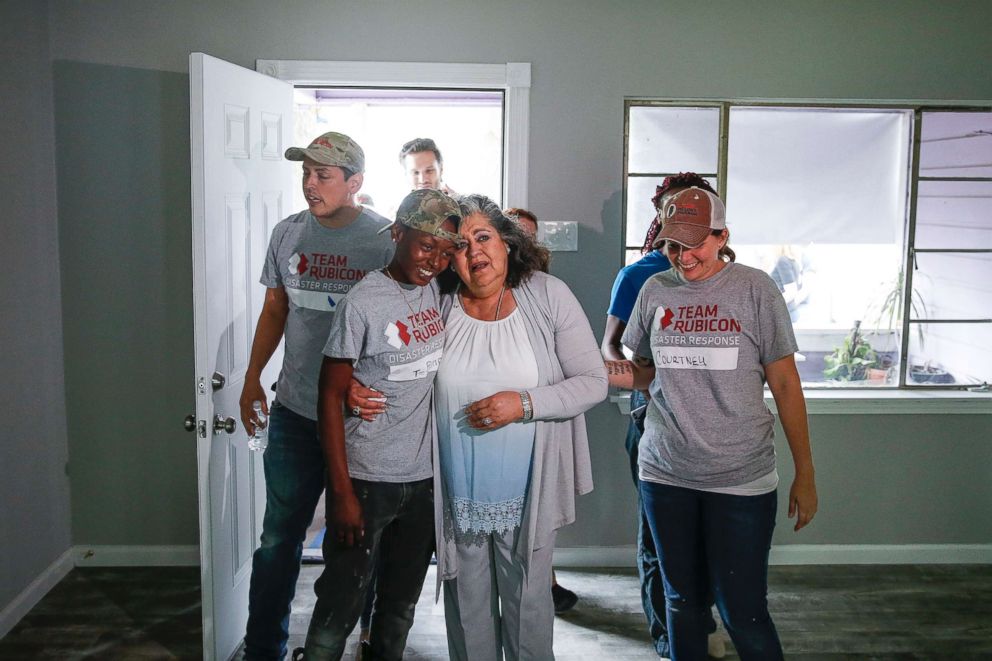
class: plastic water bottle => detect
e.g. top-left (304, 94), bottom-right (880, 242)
top-left (248, 401), bottom-right (268, 452)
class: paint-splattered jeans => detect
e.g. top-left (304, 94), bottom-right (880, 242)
top-left (303, 477), bottom-right (435, 661)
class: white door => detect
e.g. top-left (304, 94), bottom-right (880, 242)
top-left (190, 52), bottom-right (295, 661)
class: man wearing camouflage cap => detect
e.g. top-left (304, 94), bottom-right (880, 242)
top-left (300, 189), bottom-right (462, 660)
top-left (240, 132), bottom-right (394, 661)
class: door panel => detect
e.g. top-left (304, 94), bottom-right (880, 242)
top-left (190, 52), bottom-right (294, 661)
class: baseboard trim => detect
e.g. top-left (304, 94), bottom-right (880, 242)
top-left (72, 545), bottom-right (200, 567)
top-left (553, 546), bottom-right (637, 567)
top-left (554, 544), bottom-right (992, 567)
top-left (0, 548), bottom-right (74, 639)
top-left (768, 544), bottom-right (992, 565)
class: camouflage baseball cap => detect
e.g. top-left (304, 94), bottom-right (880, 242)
top-left (285, 131), bottom-right (365, 173)
top-left (378, 189), bottom-right (463, 245)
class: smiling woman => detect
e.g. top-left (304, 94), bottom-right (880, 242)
top-left (606, 186), bottom-right (817, 661)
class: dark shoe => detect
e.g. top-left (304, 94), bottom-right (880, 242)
top-left (291, 647), bottom-right (305, 661)
top-left (552, 583), bottom-right (578, 614)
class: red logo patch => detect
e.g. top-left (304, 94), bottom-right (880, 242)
top-left (659, 307), bottom-right (674, 330)
top-left (396, 320), bottom-right (411, 346)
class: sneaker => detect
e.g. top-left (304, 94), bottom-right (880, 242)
top-left (551, 583), bottom-right (578, 614)
top-left (291, 647), bottom-right (305, 661)
top-left (707, 631), bottom-right (726, 659)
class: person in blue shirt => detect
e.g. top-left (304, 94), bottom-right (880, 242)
top-left (601, 172), bottom-right (725, 661)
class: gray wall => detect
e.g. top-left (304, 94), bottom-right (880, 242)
top-left (3, 3), bottom-right (990, 610)
top-left (0, 1), bottom-right (72, 609)
top-left (53, 60), bottom-right (198, 545)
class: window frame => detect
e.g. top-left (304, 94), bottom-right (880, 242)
top-left (622, 98), bottom-right (992, 397)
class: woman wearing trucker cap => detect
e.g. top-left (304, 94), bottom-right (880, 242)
top-left (606, 187), bottom-right (817, 661)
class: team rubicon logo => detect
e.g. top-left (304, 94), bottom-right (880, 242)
top-left (384, 320), bottom-right (412, 348)
top-left (658, 306), bottom-right (674, 330)
top-left (287, 252), bottom-right (309, 276)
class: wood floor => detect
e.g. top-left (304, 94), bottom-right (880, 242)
top-left (1, 564), bottom-right (990, 660)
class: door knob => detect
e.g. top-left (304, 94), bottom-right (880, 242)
top-left (184, 414), bottom-right (196, 432)
top-left (211, 372), bottom-right (226, 391)
top-left (213, 415), bottom-right (237, 434)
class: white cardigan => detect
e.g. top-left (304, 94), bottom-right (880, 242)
top-left (433, 271), bottom-right (608, 589)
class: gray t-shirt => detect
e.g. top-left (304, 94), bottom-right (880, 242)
top-left (622, 262), bottom-right (797, 489)
top-left (323, 271), bottom-right (444, 482)
top-left (261, 208), bottom-right (394, 420)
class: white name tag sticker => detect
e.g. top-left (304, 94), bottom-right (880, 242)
top-left (387, 349), bottom-right (443, 382)
top-left (653, 346), bottom-right (739, 370)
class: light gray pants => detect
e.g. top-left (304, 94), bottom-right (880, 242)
top-left (443, 528), bottom-right (556, 661)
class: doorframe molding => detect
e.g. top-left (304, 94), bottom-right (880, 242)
top-left (255, 60), bottom-right (531, 209)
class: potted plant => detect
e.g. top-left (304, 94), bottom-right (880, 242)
top-left (823, 320), bottom-right (879, 382)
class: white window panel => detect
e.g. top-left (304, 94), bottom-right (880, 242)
top-left (726, 107), bottom-right (911, 245)
top-left (911, 252), bottom-right (992, 321)
top-left (915, 180), bottom-right (992, 249)
top-left (628, 106), bottom-right (720, 174)
top-left (920, 111), bottom-right (992, 178)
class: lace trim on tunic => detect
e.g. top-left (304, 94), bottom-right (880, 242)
top-left (444, 495), bottom-right (525, 546)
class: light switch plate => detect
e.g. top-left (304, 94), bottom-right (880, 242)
top-left (538, 221), bottom-right (578, 251)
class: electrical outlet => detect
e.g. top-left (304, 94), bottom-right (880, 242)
top-left (538, 221), bottom-right (578, 251)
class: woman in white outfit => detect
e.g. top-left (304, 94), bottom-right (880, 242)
top-left (435, 195), bottom-right (607, 660)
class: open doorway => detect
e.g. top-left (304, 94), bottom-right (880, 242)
top-left (256, 59), bottom-right (532, 209)
top-left (293, 87), bottom-right (504, 220)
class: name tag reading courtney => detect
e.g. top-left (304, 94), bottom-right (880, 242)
top-left (652, 345), bottom-right (739, 370)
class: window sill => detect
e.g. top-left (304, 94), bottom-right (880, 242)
top-left (609, 388), bottom-right (992, 416)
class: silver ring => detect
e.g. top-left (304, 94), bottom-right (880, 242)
top-left (352, 406), bottom-right (361, 416)
top-left (482, 417), bottom-right (493, 426)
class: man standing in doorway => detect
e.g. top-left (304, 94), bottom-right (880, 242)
top-left (399, 137), bottom-right (456, 195)
top-left (240, 131), bottom-right (394, 661)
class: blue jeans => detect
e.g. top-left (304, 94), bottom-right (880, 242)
top-left (304, 478), bottom-right (435, 661)
top-left (640, 481), bottom-right (783, 661)
top-left (625, 391), bottom-right (671, 657)
top-left (243, 402), bottom-right (325, 661)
